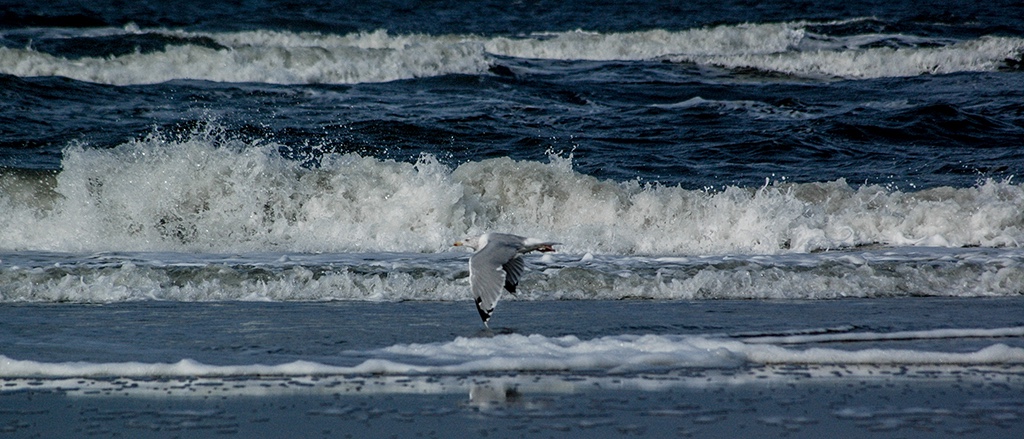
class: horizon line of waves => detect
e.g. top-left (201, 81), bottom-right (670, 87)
top-left (1, 133), bottom-right (1023, 255)
top-left (1, 23), bottom-right (1021, 84)
top-left (2, 329), bottom-right (1023, 378)
top-left (2, 248), bottom-right (1023, 303)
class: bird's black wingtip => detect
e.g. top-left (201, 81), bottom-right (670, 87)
top-left (475, 297), bottom-right (493, 325)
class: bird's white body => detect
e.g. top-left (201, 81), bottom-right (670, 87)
top-left (454, 232), bottom-right (559, 326)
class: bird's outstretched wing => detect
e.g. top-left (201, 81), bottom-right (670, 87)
top-left (502, 256), bottom-right (525, 295)
top-left (469, 241), bottom-right (519, 324)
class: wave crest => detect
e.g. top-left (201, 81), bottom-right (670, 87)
top-left (1, 128), bottom-right (1022, 255)
top-left (2, 23), bottom-right (1021, 84)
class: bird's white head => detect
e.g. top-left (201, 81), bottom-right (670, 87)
top-left (453, 234), bottom-right (487, 251)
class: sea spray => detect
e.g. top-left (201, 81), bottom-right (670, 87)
top-left (1, 127), bottom-right (1023, 254)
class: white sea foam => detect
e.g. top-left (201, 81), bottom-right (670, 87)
top-left (3, 247), bottom-right (1023, 302)
top-left (684, 36), bottom-right (1024, 79)
top-left (1, 22), bottom-right (1020, 84)
top-left (2, 328), bottom-right (1022, 378)
top-left (3, 363), bottom-right (1020, 400)
top-left (481, 24), bottom-right (803, 61)
top-left (0, 29), bottom-right (490, 85)
top-left (741, 326), bottom-right (1024, 344)
top-left (1, 132), bottom-right (1023, 256)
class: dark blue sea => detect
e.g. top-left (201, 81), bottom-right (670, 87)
top-left (1, 1), bottom-right (1024, 437)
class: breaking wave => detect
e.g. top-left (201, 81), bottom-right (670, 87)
top-left (1, 127), bottom-right (1022, 256)
top-left (2, 21), bottom-right (1021, 84)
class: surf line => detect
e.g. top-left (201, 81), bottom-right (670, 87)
top-left (739, 326), bottom-right (1024, 345)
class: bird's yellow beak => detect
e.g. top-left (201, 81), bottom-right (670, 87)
top-left (453, 241), bottom-right (463, 247)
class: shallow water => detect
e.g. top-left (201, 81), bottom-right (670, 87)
top-left (2, 299), bottom-right (1023, 438)
top-left (2, 299), bottom-right (1022, 369)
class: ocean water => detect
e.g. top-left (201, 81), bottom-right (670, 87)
top-left (2, 1), bottom-right (1024, 437)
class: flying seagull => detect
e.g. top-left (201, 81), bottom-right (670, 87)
top-left (454, 232), bottom-right (559, 327)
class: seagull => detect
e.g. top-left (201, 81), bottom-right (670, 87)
top-left (454, 232), bottom-right (559, 327)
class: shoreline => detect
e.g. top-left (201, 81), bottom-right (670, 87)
top-left (3, 365), bottom-right (1022, 438)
